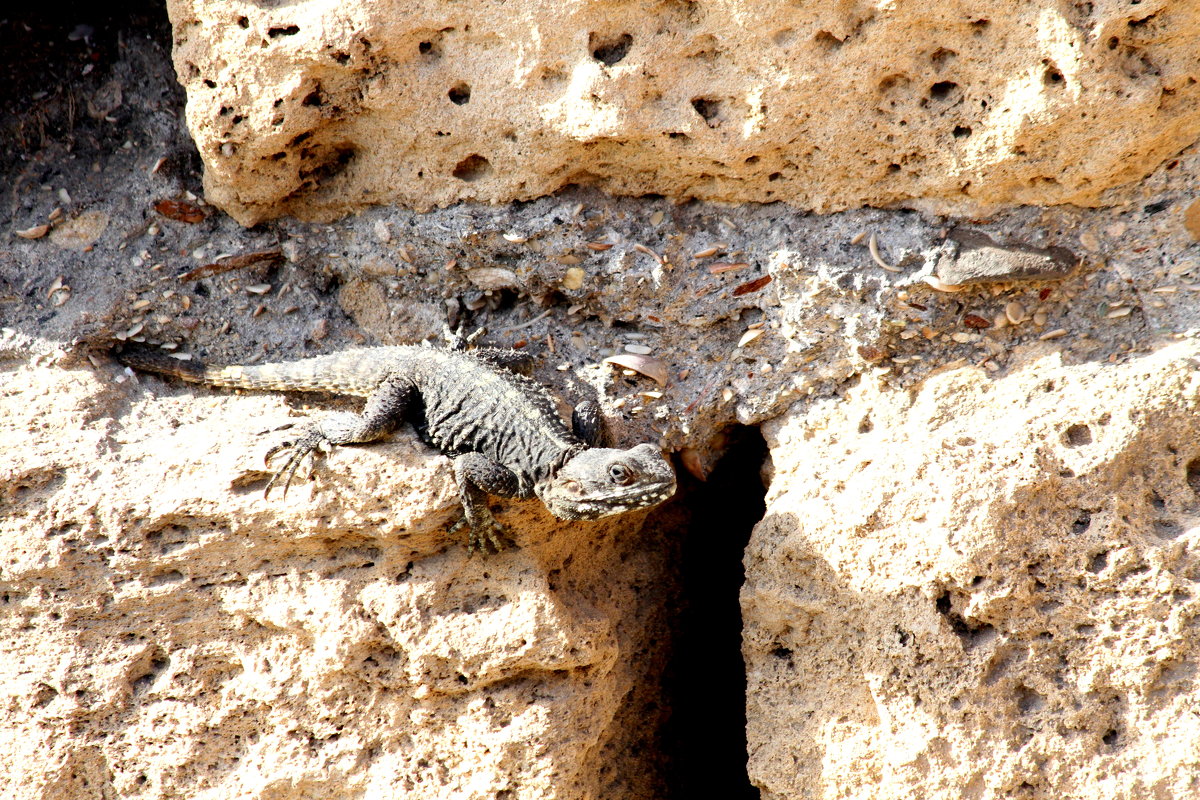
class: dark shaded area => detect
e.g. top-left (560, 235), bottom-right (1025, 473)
top-left (0, 0), bottom-right (197, 242)
top-left (0, 0), bottom-right (178, 165)
top-left (662, 426), bottom-right (767, 800)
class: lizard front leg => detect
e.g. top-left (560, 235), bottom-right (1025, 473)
top-left (448, 452), bottom-right (522, 554)
top-left (265, 375), bottom-right (414, 496)
top-left (571, 400), bottom-right (609, 447)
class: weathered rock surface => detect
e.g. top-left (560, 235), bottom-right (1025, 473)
top-left (167, 0), bottom-right (1200, 224)
top-left (6, 4), bottom-right (1200, 799)
top-left (0, 358), bottom-right (677, 799)
top-left (937, 229), bottom-right (1077, 286)
top-left (744, 343), bottom-right (1200, 799)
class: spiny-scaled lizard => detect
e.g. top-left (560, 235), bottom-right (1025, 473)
top-left (115, 330), bottom-right (676, 553)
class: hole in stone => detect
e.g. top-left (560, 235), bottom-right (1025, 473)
top-left (1188, 457), bottom-right (1200, 496)
top-left (929, 81), bottom-right (958, 100)
top-left (1016, 686), bottom-right (1045, 714)
top-left (267, 25), bottom-right (300, 38)
top-left (813, 30), bottom-right (842, 51)
top-left (767, 171), bottom-right (782, 181)
top-left (1044, 66), bottom-right (1064, 85)
top-left (1087, 551), bottom-right (1109, 573)
top-left (448, 83), bottom-right (471, 105)
top-left (1102, 728), bottom-right (1120, 746)
top-left (952, 125), bottom-right (972, 138)
top-left (1071, 511), bottom-right (1092, 535)
top-left (296, 143), bottom-right (357, 187)
top-left (930, 47), bottom-right (957, 68)
top-left (1064, 424), bottom-right (1092, 447)
top-left (452, 154), bottom-right (492, 182)
top-left (590, 32), bottom-right (632, 65)
top-left (935, 590), bottom-right (994, 647)
top-left (662, 426), bottom-right (766, 800)
top-left (690, 97), bottom-right (721, 126)
top-left (1154, 519), bottom-right (1183, 540)
top-left (237, 16), bottom-right (249, 28)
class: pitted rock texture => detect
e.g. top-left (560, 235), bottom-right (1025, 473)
top-left (167, 0), bottom-right (1200, 224)
top-left (743, 343), bottom-right (1200, 800)
top-left (0, 360), bottom-right (676, 800)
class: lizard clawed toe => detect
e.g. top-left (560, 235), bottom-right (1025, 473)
top-left (263, 429), bottom-right (327, 497)
top-left (449, 510), bottom-right (511, 555)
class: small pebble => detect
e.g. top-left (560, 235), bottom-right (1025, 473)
top-left (1004, 302), bottom-right (1025, 325)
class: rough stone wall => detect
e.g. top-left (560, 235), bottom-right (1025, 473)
top-left (167, 0), bottom-right (1200, 224)
top-left (743, 344), bottom-right (1200, 799)
top-left (0, 358), bottom-right (678, 800)
top-left (5, 2), bottom-right (1200, 799)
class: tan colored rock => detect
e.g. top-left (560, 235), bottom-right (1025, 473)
top-left (167, 0), bottom-right (1200, 225)
top-left (0, 360), bottom-right (674, 799)
top-left (1184, 198), bottom-right (1200, 241)
top-left (744, 343), bottom-right (1200, 799)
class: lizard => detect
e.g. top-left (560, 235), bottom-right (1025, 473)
top-left (113, 329), bottom-right (676, 553)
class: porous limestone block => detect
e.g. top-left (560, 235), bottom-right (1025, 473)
top-left (167, 0), bottom-right (1200, 224)
top-left (744, 343), bottom-right (1200, 799)
top-left (0, 361), bottom-right (672, 800)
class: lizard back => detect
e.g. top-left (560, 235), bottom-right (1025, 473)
top-left (398, 348), bottom-right (583, 490)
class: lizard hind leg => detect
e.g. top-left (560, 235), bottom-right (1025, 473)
top-left (263, 375), bottom-right (414, 497)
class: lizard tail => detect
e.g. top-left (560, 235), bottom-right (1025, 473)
top-left (112, 344), bottom-right (396, 395)
top-left (112, 346), bottom-right (268, 390)
top-left (113, 345), bottom-right (211, 383)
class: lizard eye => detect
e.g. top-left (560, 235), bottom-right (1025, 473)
top-left (608, 464), bottom-right (632, 485)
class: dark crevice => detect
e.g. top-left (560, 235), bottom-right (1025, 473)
top-left (661, 425), bottom-right (767, 800)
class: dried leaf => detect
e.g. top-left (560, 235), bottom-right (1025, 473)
top-left (857, 345), bottom-right (888, 363)
top-left (602, 354), bottom-right (669, 386)
top-left (467, 267), bottom-right (519, 290)
top-left (707, 262), bottom-right (750, 275)
top-left (732, 275), bottom-right (773, 296)
top-left (178, 248), bottom-right (284, 282)
top-left (16, 224), bottom-right (50, 239)
top-left (737, 328), bottom-right (765, 347)
top-left (153, 199), bottom-right (206, 224)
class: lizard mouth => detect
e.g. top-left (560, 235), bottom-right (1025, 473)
top-left (548, 480), bottom-right (677, 520)
top-left (540, 444), bottom-right (677, 520)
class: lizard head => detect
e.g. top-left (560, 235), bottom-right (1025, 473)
top-left (538, 443), bottom-right (676, 520)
